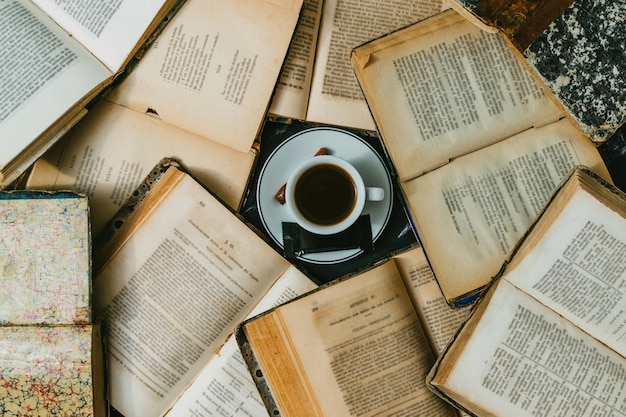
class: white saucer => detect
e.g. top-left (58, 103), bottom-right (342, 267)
top-left (256, 127), bottom-right (393, 264)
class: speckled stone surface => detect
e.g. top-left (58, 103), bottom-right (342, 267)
top-left (454, 0), bottom-right (626, 142)
top-left (524, 0), bottom-right (626, 142)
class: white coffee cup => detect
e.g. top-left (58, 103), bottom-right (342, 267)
top-left (285, 155), bottom-right (384, 235)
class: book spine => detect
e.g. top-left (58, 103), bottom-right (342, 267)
top-left (235, 327), bottom-right (282, 416)
top-left (473, 0), bottom-right (573, 50)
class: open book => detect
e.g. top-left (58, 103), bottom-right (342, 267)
top-left (236, 245), bottom-right (472, 417)
top-left (394, 247), bottom-right (473, 357)
top-left (268, 0), bottom-right (445, 130)
top-left (0, 0), bottom-right (183, 188)
top-left (352, 9), bottom-right (612, 305)
top-left (163, 267), bottom-right (317, 417)
top-left (24, 0), bottom-right (302, 235)
top-left (444, 0), bottom-right (626, 143)
top-left (427, 166), bottom-right (626, 416)
top-left (92, 164), bottom-right (317, 417)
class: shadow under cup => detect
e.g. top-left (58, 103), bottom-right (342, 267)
top-left (286, 155), bottom-right (384, 235)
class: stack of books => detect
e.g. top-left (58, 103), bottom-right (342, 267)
top-left (0, 192), bottom-right (105, 416)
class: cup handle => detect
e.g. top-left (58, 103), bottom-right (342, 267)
top-left (365, 187), bottom-right (385, 201)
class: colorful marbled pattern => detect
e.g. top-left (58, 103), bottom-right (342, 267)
top-left (0, 325), bottom-right (96, 416)
top-left (0, 194), bottom-right (91, 325)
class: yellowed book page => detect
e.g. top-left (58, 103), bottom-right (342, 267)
top-left (503, 185), bottom-right (626, 357)
top-left (436, 281), bottom-right (626, 417)
top-left (273, 260), bottom-right (457, 417)
top-left (25, 99), bottom-right (255, 236)
top-left (106, 0), bottom-right (302, 153)
top-left (305, 0), bottom-right (443, 130)
top-left (31, 0), bottom-right (173, 72)
top-left (268, 0), bottom-right (323, 121)
top-left (403, 119), bottom-right (609, 303)
top-left (440, 0), bottom-right (499, 33)
top-left (93, 168), bottom-right (292, 417)
top-left (393, 247), bottom-right (472, 355)
top-left (165, 266), bottom-right (317, 417)
top-left (0, 0), bottom-right (111, 171)
top-left (351, 9), bottom-right (562, 180)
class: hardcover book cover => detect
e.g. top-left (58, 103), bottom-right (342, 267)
top-left (0, 324), bottom-right (105, 416)
top-left (0, 191), bottom-right (91, 325)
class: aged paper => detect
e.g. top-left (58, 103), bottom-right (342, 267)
top-left (352, 11), bottom-right (562, 178)
top-left (0, 1), bottom-right (110, 172)
top-left (32, 0), bottom-right (171, 71)
top-left (26, 100), bottom-right (255, 235)
top-left (403, 119), bottom-right (609, 301)
top-left (93, 168), bottom-right (296, 417)
top-left (249, 260), bottom-right (458, 416)
top-left (106, 0), bottom-right (302, 152)
top-left (165, 267), bottom-right (317, 417)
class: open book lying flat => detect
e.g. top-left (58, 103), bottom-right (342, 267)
top-left (427, 166), bottom-right (626, 417)
top-left (236, 246), bottom-right (474, 417)
top-left (268, 0), bottom-right (446, 130)
top-left (92, 164), bottom-right (318, 417)
top-left (0, 0), bottom-right (183, 188)
top-left (352, 9), bottom-right (612, 305)
top-left (24, 0), bottom-right (302, 235)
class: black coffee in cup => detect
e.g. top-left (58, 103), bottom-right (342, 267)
top-left (294, 163), bottom-right (357, 226)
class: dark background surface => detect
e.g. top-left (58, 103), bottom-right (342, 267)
top-left (599, 123), bottom-right (626, 192)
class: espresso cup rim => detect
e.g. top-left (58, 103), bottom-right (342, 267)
top-left (285, 155), bottom-right (366, 235)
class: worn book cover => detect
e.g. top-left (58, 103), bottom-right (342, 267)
top-left (0, 191), bottom-right (104, 415)
top-left (0, 324), bottom-right (106, 416)
top-left (0, 191), bottom-right (91, 325)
